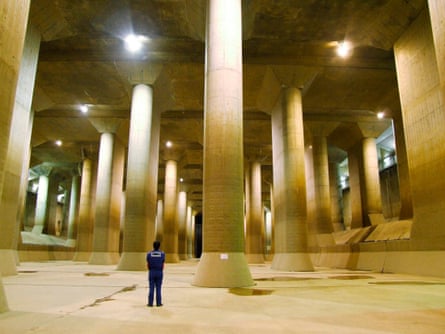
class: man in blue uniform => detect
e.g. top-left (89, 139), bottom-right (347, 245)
top-left (146, 240), bottom-right (165, 307)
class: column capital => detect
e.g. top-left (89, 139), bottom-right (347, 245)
top-left (357, 121), bottom-right (391, 138)
top-left (89, 117), bottom-right (122, 133)
top-left (305, 121), bottom-right (339, 137)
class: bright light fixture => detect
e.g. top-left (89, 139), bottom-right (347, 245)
top-left (337, 41), bottom-right (352, 58)
top-left (166, 141), bottom-right (172, 148)
top-left (124, 34), bottom-right (148, 53)
top-left (80, 104), bottom-right (88, 113)
top-left (377, 111), bottom-right (385, 119)
top-left (179, 178), bottom-right (184, 183)
top-left (55, 140), bottom-right (62, 146)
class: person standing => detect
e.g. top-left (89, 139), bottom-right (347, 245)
top-left (146, 240), bottom-right (165, 307)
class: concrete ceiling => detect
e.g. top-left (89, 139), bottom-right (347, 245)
top-left (28, 0), bottom-right (427, 210)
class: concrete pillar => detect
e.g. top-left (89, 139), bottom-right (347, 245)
top-left (118, 84), bottom-right (156, 270)
top-left (271, 87), bottom-right (313, 271)
top-left (0, 23), bottom-right (39, 276)
top-left (245, 160), bottom-right (265, 263)
top-left (47, 174), bottom-right (61, 236)
top-left (89, 119), bottom-right (123, 264)
top-left (0, 0), bottom-right (31, 312)
top-left (347, 147), bottom-right (363, 229)
top-left (177, 189), bottom-right (188, 260)
top-left (394, 9), bottom-right (445, 244)
top-left (65, 171), bottom-right (80, 247)
top-left (186, 205), bottom-right (193, 258)
top-left (32, 169), bottom-right (51, 234)
top-left (329, 162), bottom-right (344, 231)
top-left (312, 136), bottom-right (335, 244)
top-left (163, 159), bottom-right (179, 263)
top-left (155, 199), bottom-right (164, 242)
top-left (73, 158), bottom-right (95, 261)
top-left (265, 182), bottom-right (275, 261)
top-left (392, 116), bottom-right (413, 219)
top-left (193, 0), bottom-right (254, 287)
top-left (361, 137), bottom-right (384, 225)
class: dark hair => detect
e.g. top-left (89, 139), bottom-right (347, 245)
top-left (153, 240), bottom-right (161, 250)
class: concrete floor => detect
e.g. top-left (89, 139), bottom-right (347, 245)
top-left (1, 261), bottom-right (445, 334)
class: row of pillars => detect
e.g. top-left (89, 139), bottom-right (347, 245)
top-left (1, 0), bottom-right (411, 297)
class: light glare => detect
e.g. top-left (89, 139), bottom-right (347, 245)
top-left (337, 41), bottom-right (351, 58)
top-left (124, 34), bottom-right (148, 53)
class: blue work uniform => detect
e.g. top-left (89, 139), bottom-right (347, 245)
top-left (146, 250), bottom-right (165, 306)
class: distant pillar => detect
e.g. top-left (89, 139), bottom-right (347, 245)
top-left (271, 87), bottom-right (313, 271)
top-left (245, 160), bottom-right (265, 263)
top-left (312, 136), bottom-right (333, 233)
top-left (361, 137), bottom-right (384, 225)
top-left (32, 170), bottom-right (51, 234)
top-left (347, 148), bottom-right (363, 229)
top-left (329, 162), bottom-right (344, 231)
top-left (193, 0), bottom-right (254, 287)
top-left (89, 119), bottom-right (122, 265)
top-left (177, 189), bottom-right (188, 260)
top-left (66, 171), bottom-right (80, 247)
top-left (73, 158), bottom-right (95, 261)
top-left (163, 159), bottom-right (179, 263)
top-left (155, 199), bottom-right (164, 241)
top-left (186, 205), bottom-right (193, 258)
top-left (118, 84), bottom-right (156, 270)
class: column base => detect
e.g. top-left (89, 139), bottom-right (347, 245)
top-left (271, 252), bottom-right (314, 271)
top-left (65, 239), bottom-right (76, 248)
top-left (192, 252), bottom-right (254, 288)
top-left (0, 250), bottom-right (18, 276)
top-left (72, 252), bottom-right (91, 262)
top-left (31, 226), bottom-right (43, 234)
top-left (165, 253), bottom-right (180, 263)
top-left (88, 252), bottom-right (120, 265)
top-left (117, 252), bottom-right (147, 271)
top-left (245, 253), bottom-right (265, 264)
top-left (0, 276), bottom-right (8, 313)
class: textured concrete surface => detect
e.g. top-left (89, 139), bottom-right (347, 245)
top-left (1, 261), bottom-right (445, 334)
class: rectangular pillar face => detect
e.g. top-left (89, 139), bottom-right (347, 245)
top-left (0, 0), bottom-right (30, 199)
top-left (394, 10), bottom-right (445, 242)
top-left (203, 0), bottom-right (244, 253)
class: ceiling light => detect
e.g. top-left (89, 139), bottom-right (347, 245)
top-left (124, 34), bottom-right (148, 53)
top-left (166, 141), bottom-right (172, 148)
top-left (55, 140), bottom-right (62, 146)
top-left (377, 111), bottom-right (385, 119)
top-left (337, 41), bottom-right (352, 58)
top-left (179, 178), bottom-right (184, 183)
top-left (80, 104), bottom-right (88, 113)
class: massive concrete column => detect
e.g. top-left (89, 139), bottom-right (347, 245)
top-left (155, 198), bottom-right (164, 242)
top-left (394, 9), bottom-right (445, 244)
top-left (0, 0), bottom-right (31, 312)
top-left (32, 169), bottom-right (51, 234)
top-left (245, 160), bottom-right (265, 263)
top-left (329, 162), bottom-right (344, 231)
top-left (73, 157), bottom-right (96, 261)
top-left (311, 136), bottom-right (335, 245)
top-left (89, 119), bottom-right (123, 264)
top-left (177, 188), bottom-right (188, 260)
top-left (271, 87), bottom-right (313, 271)
top-left (347, 147), bottom-right (364, 229)
top-left (66, 171), bottom-right (80, 247)
top-left (163, 159), bottom-right (179, 263)
top-left (186, 205), bottom-right (194, 258)
top-left (0, 23), bottom-right (40, 276)
top-left (193, 0), bottom-right (253, 287)
top-left (361, 137), bottom-right (384, 225)
top-left (118, 84), bottom-right (156, 270)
